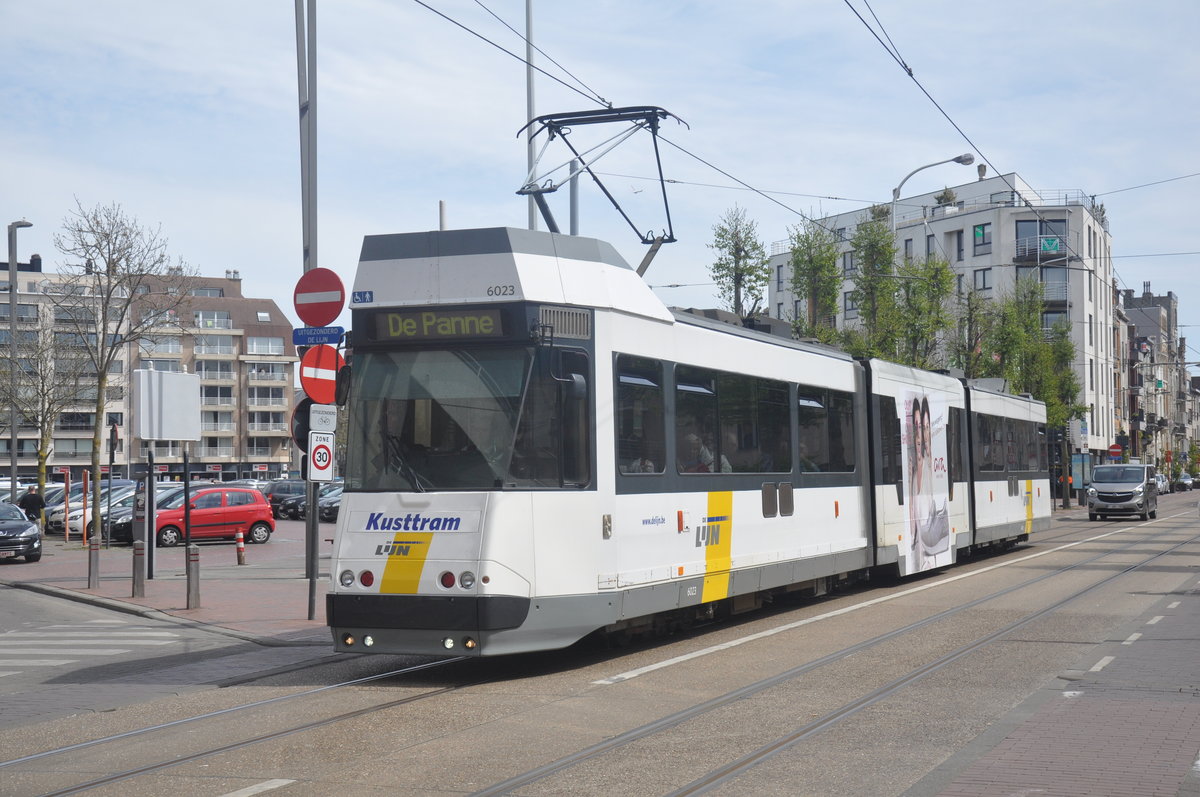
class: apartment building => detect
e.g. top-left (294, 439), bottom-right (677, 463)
top-left (1, 259), bottom-right (297, 483)
top-left (767, 172), bottom-right (1115, 464)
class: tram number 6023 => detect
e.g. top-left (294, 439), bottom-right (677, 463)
top-left (486, 284), bottom-right (516, 297)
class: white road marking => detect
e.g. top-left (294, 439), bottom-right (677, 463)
top-left (1147, 615), bottom-right (1164, 625)
top-left (0, 648), bottom-right (131, 656)
top-left (0, 659), bottom-right (75, 666)
top-left (2, 639), bottom-right (175, 646)
top-left (1090, 656), bottom-right (1115, 672)
top-left (0, 671), bottom-right (18, 677)
top-left (1122, 633), bottom-right (1141, 645)
top-left (2, 631), bottom-right (178, 638)
top-left (1168, 601), bottom-right (1181, 609)
top-left (593, 516), bottom-right (1190, 685)
top-left (219, 779), bottom-right (297, 797)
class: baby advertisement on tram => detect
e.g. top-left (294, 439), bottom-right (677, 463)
top-left (903, 392), bottom-right (951, 572)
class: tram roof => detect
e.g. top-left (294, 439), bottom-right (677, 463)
top-left (359, 227), bottom-right (632, 271)
top-left (669, 307), bottom-right (856, 363)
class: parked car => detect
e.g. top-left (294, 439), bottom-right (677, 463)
top-left (1174, 472), bottom-right (1194, 492)
top-left (317, 485), bottom-right (343, 522)
top-left (153, 486), bottom-right (274, 547)
top-left (46, 483), bottom-right (137, 533)
top-left (0, 502), bottom-right (42, 562)
top-left (1156, 473), bottom-right (1171, 495)
top-left (67, 488), bottom-right (139, 535)
top-left (295, 484), bottom-right (342, 520)
top-left (278, 492), bottom-right (308, 520)
top-left (105, 484), bottom-right (188, 544)
top-left (224, 479), bottom-right (271, 492)
top-left (264, 480), bottom-right (307, 518)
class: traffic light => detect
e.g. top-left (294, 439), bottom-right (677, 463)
top-left (291, 398), bottom-right (313, 453)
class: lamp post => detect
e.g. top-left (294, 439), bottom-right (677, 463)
top-left (7, 220), bottom-right (32, 503)
top-left (891, 154), bottom-right (975, 233)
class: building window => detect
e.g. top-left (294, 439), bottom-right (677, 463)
top-left (973, 268), bottom-right (992, 291)
top-left (776, 265), bottom-right (784, 290)
top-left (194, 310), bottom-right (232, 329)
top-left (955, 230), bottom-right (964, 262)
top-left (190, 287), bottom-right (224, 297)
top-left (835, 227), bottom-right (847, 242)
top-left (246, 336), bottom-right (284, 355)
top-left (973, 223), bottom-right (992, 256)
top-left (842, 252), bottom-right (856, 275)
top-left (776, 303), bottom-right (783, 319)
top-left (843, 292), bottom-right (858, 320)
top-left (141, 358), bottom-right (183, 373)
top-left (903, 238), bottom-right (913, 261)
top-left (793, 299), bottom-right (803, 320)
top-left (926, 234), bottom-right (936, 257)
top-left (256, 311), bottom-right (271, 322)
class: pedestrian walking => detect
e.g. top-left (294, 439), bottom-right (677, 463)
top-left (17, 486), bottom-right (46, 528)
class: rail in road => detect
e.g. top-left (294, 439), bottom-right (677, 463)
top-left (2, 507), bottom-right (1198, 796)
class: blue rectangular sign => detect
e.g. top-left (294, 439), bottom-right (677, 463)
top-left (292, 326), bottom-right (345, 346)
top-left (352, 290), bottom-right (374, 304)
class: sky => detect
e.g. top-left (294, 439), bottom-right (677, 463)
top-left (3, 1), bottom-right (1199, 366)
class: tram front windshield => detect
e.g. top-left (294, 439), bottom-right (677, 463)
top-left (345, 346), bottom-right (568, 491)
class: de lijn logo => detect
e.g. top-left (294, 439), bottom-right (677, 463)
top-left (695, 515), bottom-right (726, 548)
top-left (375, 540), bottom-right (424, 557)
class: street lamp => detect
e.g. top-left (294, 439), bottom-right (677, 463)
top-left (891, 153), bottom-right (975, 233)
top-left (7, 219), bottom-right (32, 503)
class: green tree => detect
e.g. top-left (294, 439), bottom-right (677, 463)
top-left (894, 256), bottom-right (955, 369)
top-left (948, 288), bottom-right (997, 379)
top-left (786, 219), bottom-right (840, 342)
top-left (708, 206), bottom-right (769, 319)
top-left (844, 218), bottom-right (899, 359)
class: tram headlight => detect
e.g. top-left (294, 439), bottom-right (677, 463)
top-left (442, 637), bottom-right (456, 649)
top-left (459, 571), bottom-right (475, 589)
top-left (339, 570), bottom-right (355, 587)
top-left (363, 635), bottom-right (374, 647)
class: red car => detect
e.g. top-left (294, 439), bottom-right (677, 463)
top-left (155, 486), bottom-right (275, 547)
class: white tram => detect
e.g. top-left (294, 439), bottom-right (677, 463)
top-left (327, 227), bottom-right (1051, 656)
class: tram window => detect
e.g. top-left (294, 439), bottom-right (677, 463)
top-left (879, 396), bottom-right (903, 503)
top-left (797, 386), bottom-right (856, 473)
top-left (616, 355), bottom-right (665, 475)
top-left (1005, 419), bottom-right (1017, 471)
top-left (948, 407), bottom-right (965, 485)
top-left (1036, 424), bottom-right (1048, 471)
top-left (716, 373), bottom-right (790, 473)
top-left (676, 366), bottom-right (723, 473)
top-left (975, 414), bottom-right (1004, 472)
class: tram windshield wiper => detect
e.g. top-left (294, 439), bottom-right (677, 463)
top-left (386, 435), bottom-right (427, 493)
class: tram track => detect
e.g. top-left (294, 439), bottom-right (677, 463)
top-left (471, 513), bottom-right (1200, 796)
top-left (5, 513), bottom-right (1191, 796)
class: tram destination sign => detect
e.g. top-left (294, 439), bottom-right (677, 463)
top-left (369, 307), bottom-right (507, 343)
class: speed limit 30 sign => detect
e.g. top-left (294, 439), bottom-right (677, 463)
top-left (308, 431), bottom-right (335, 482)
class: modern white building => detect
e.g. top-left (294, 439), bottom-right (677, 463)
top-left (767, 172), bottom-right (1115, 464)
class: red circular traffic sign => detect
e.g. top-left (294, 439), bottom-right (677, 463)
top-left (1108, 444), bottom-right (1122, 458)
top-left (299, 345), bottom-right (345, 405)
top-left (293, 268), bottom-right (346, 327)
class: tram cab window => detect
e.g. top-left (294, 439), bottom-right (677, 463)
top-left (616, 355), bottom-right (665, 475)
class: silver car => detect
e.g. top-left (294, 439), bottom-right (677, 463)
top-left (1087, 464), bottom-right (1158, 522)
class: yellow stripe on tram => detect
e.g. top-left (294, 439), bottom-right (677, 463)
top-left (701, 491), bottom-right (733, 603)
top-left (1024, 479), bottom-right (1034, 535)
top-left (379, 532), bottom-right (435, 594)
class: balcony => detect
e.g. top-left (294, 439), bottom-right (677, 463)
top-left (245, 447), bottom-right (274, 457)
top-left (201, 396), bottom-right (235, 406)
top-left (195, 318), bottom-right (233, 330)
top-left (247, 396), bottom-right (287, 407)
top-left (197, 371), bottom-right (235, 383)
top-left (201, 422), bottom-right (234, 432)
top-left (248, 371), bottom-right (288, 382)
top-left (195, 344), bottom-right (236, 355)
top-left (248, 422), bottom-right (288, 432)
top-left (197, 447), bottom-right (234, 458)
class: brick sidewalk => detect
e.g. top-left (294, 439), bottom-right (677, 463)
top-left (0, 536), bottom-right (329, 646)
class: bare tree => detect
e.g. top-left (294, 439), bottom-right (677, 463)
top-left (50, 200), bottom-right (196, 537)
top-left (0, 311), bottom-right (97, 492)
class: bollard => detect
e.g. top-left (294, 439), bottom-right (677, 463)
top-left (235, 530), bottom-right (246, 566)
top-left (186, 544), bottom-right (200, 609)
top-left (87, 535), bottom-right (100, 590)
top-left (132, 541), bottom-right (145, 598)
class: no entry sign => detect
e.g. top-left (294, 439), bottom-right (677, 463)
top-left (299, 345), bottom-right (345, 405)
top-left (1108, 444), bottom-right (1122, 459)
top-left (294, 268), bottom-right (346, 327)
